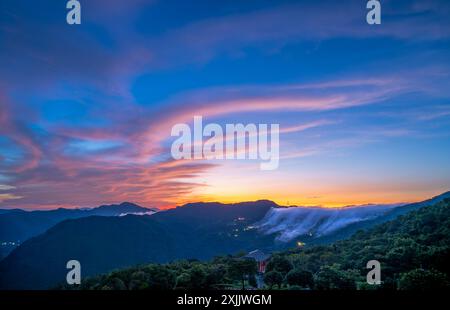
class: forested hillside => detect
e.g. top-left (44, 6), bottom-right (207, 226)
top-left (66, 199), bottom-right (450, 290)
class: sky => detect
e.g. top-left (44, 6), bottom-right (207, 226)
top-left (0, 0), bottom-right (450, 210)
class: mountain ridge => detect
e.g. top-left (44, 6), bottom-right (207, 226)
top-left (0, 200), bottom-right (275, 289)
top-left (0, 202), bottom-right (156, 259)
top-left (1, 192), bottom-right (449, 289)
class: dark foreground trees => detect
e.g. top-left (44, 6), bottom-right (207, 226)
top-left (399, 269), bottom-right (449, 290)
top-left (286, 269), bottom-right (314, 289)
top-left (228, 258), bottom-right (257, 289)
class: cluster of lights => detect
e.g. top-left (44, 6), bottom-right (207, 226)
top-left (1, 241), bottom-right (19, 246)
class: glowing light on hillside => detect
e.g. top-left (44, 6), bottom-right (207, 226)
top-left (297, 241), bottom-right (306, 247)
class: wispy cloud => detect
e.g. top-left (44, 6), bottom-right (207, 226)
top-left (1, 0), bottom-right (449, 208)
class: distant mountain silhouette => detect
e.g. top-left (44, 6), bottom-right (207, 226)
top-left (1, 193), bottom-right (449, 289)
top-left (0, 200), bottom-right (274, 289)
top-left (0, 209), bottom-right (25, 215)
top-left (0, 202), bottom-right (155, 259)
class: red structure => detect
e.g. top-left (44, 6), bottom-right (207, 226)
top-left (244, 249), bottom-right (271, 273)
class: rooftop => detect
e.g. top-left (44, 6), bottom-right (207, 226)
top-left (244, 249), bottom-right (271, 262)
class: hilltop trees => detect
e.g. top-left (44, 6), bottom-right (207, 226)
top-left (399, 269), bottom-right (449, 290)
top-left (265, 255), bottom-right (293, 274)
top-left (314, 264), bottom-right (360, 290)
top-left (264, 271), bottom-right (283, 289)
top-left (228, 258), bottom-right (257, 289)
top-left (286, 269), bottom-right (314, 288)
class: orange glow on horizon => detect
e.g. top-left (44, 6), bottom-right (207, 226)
top-left (4, 185), bottom-right (447, 211)
top-left (157, 189), bottom-right (445, 210)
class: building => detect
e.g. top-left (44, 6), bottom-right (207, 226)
top-left (244, 249), bottom-right (271, 273)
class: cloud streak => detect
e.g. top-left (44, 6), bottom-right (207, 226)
top-left (0, 0), bottom-right (449, 209)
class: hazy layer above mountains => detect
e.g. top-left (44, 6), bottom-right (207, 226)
top-left (256, 191), bottom-right (450, 243)
top-left (256, 204), bottom-right (400, 242)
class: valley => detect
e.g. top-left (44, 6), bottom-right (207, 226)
top-left (0, 192), bottom-right (449, 289)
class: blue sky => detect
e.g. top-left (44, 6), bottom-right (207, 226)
top-left (0, 0), bottom-right (450, 209)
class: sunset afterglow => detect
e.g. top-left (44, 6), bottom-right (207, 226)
top-left (1, 0), bottom-right (450, 210)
